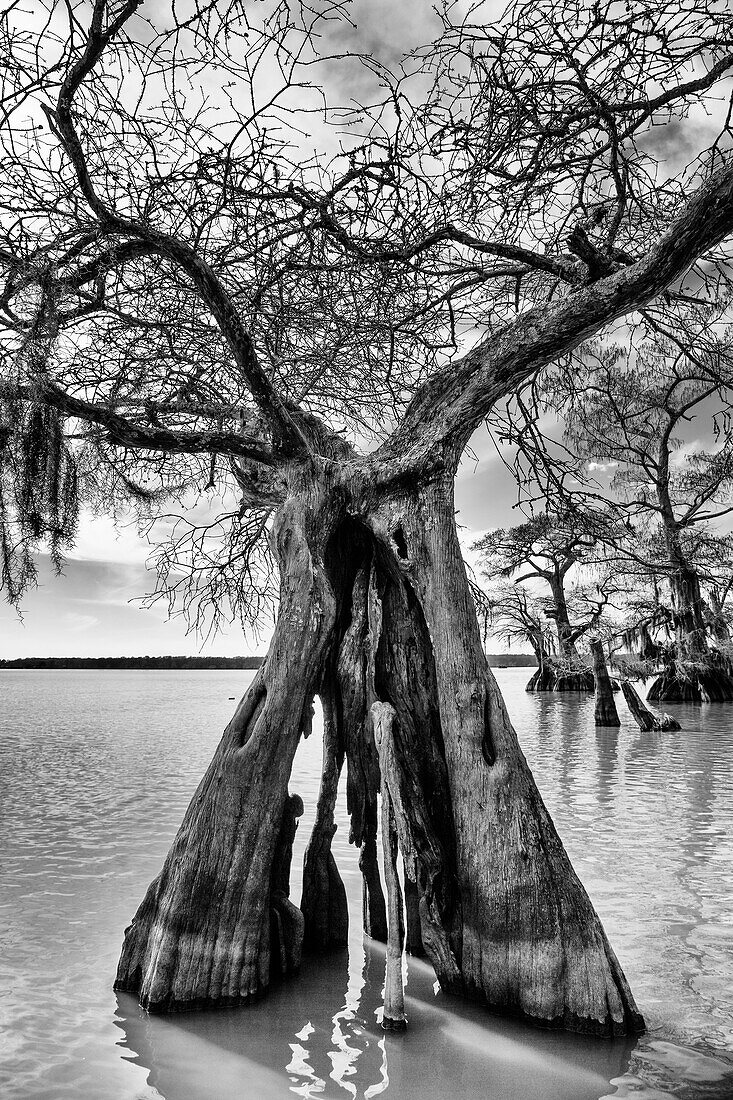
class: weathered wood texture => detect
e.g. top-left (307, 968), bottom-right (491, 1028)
top-left (116, 468), bottom-right (644, 1036)
top-left (358, 801), bottom-right (388, 943)
top-left (377, 478), bottom-right (644, 1036)
top-left (334, 559), bottom-right (388, 943)
top-left (621, 682), bottom-right (681, 731)
top-left (301, 689), bottom-right (348, 951)
top-left (591, 641), bottom-right (621, 727)
top-left (648, 661), bottom-right (733, 703)
top-left (114, 488), bottom-right (338, 1011)
top-left (270, 793), bottom-right (306, 977)
top-left (373, 702), bottom-right (408, 1031)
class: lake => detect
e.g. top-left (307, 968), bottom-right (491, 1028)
top-left (1, 668), bottom-right (732, 1100)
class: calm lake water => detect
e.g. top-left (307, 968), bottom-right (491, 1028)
top-left (1, 668), bottom-right (732, 1100)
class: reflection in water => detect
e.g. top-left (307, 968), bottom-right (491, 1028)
top-left (595, 725), bottom-right (620, 809)
top-left (113, 935), bottom-right (636, 1100)
top-left (2, 669), bottom-right (733, 1099)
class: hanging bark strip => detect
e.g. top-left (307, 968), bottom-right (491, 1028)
top-left (301, 685), bottom-right (348, 951)
top-left (336, 558), bottom-right (388, 943)
top-left (373, 702), bottom-right (407, 1032)
top-left (359, 801), bottom-right (388, 943)
top-left (591, 641), bottom-right (621, 727)
top-left (621, 682), bottom-right (681, 732)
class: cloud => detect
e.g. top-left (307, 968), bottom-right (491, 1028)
top-left (670, 439), bottom-right (702, 467)
top-left (0, 555), bottom-right (266, 658)
top-left (63, 612), bottom-right (99, 632)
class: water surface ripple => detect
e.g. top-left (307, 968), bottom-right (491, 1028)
top-left (1, 668), bottom-right (732, 1099)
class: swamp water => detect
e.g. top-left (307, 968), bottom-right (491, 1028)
top-left (1, 667), bottom-right (732, 1100)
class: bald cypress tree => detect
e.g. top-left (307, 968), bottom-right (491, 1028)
top-left (4, 0), bottom-right (733, 1034)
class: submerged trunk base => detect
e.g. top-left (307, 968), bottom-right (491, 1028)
top-left (591, 641), bottom-right (621, 727)
top-left (115, 473), bottom-right (644, 1039)
top-left (526, 665), bottom-right (595, 692)
top-left (648, 663), bottom-right (733, 702)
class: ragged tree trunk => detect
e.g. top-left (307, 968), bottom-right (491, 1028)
top-left (114, 485), bottom-right (339, 1011)
top-left (648, 653), bottom-right (733, 702)
top-left (116, 465), bottom-right (643, 1037)
top-left (333, 555), bottom-right (387, 943)
top-left (591, 641), bottom-right (621, 727)
top-left (369, 477), bottom-right (644, 1036)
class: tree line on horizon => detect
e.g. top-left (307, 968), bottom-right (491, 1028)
top-left (0, 655), bottom-right (265, 669)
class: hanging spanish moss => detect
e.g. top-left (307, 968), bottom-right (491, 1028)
top-left (0, 396), bottom-right (79, 604)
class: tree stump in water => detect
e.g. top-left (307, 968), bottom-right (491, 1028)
top-left (621, 682), bottom-right (681, 732)
top-left (526, 664), bottom-right (595, 692)
top-left (591, 641), bottom-right (621, 727)
top-left (647, 661), bottom-right (733, 703)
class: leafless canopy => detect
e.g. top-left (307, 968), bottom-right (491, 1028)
top-left (2, 0), bottom-right (733, 630)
